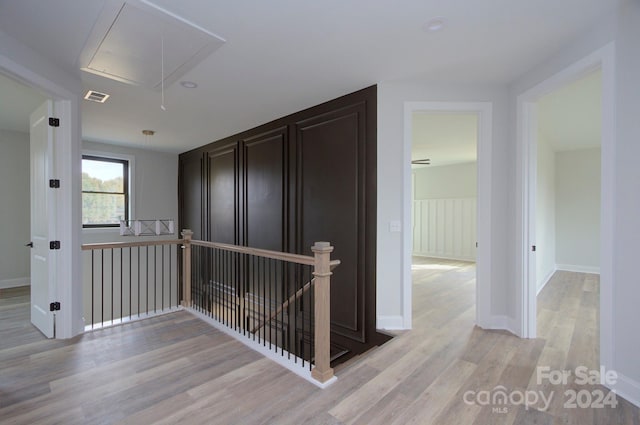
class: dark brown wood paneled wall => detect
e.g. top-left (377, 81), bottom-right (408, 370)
top-left (178, 85), bottom-right (387, 357)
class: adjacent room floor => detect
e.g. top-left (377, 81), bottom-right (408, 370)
top-left (0, 262), bottom-right (638, 424)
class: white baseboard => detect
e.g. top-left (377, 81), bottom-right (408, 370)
top-left (187, 307), bottom-right (337, 389)
top-left (480, 315), bottom-right (520, 336)
top-left (377, 315), bottom-right (407, 330)
top-left (613, 373), bottom-right (640, 408)
top-left (0, 277), bottom-right (30, 289)
top-left (412, 253), bottom-right (476, 262)
top-left (537, 268), bottom-right (556, 295)
top-left (556, 264), bottom-right (600, 274)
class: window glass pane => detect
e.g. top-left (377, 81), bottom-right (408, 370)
top-left (82, 159), bottom-right (124, 193)
top-left (82, 193), bottom-right (125, 225)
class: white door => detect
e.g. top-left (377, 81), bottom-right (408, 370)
top-left (29, 100), bottom-right (55, 338)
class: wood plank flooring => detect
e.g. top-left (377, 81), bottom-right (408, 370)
top-left (1, 261), bottom-right (639, 424)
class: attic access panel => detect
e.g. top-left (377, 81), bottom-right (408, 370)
top-left (80, 0), bottom-right (225, 90)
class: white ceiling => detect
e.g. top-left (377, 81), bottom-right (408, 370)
top-left (412, 113), bottom-right (477, 167)
top-left (0, 0), bottom-right (616, 153)
top-left (538, 70), bottom-right (602, 151)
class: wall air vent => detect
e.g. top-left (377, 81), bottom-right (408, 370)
top-left (78, 0), bottom-right (226, 91)
top-left (84, 90), bottom-right (110, 103)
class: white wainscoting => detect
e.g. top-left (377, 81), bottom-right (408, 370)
top-left (412, 198), bottom-right (477, 261)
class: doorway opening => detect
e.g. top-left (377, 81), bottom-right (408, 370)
top-left (534, 69), bottom-right (602, 370)
top-left (403, 102), bottom-right (492, 330)
top-left (0, 52), bottom-right (81, 339)
top-left (0, 71), bottom-right (50, 340)
top-left (517, 44), bottom-right (615, 373)
top-left (410, 112), bottom-right (478, 329)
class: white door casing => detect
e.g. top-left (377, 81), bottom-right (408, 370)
top-left (30, 100), bottom-right (56, 338)
top-left (403, 101), bottom-right (493, 330)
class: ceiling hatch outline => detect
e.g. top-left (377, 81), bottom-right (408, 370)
top-left (79, 0), bottom-right (226, 90)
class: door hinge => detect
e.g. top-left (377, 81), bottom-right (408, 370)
top-left (49, 241), bottom-right (61, 250)
top-left (49, 179), bottom-right (60, 188)
top-left (532, 245), bottom-right (536, 252)
top-left (49, 302), bottom-right (61, 311)
top-left (476, 242), bottom-right (478, 248)
top-left (49, 117), bottom-right (60, 127)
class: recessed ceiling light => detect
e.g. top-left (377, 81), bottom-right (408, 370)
top-left (423, 17), bottom-right (446, 33)
top-left (84, 90), bottom-right (110, 103)
top-left (180, 81), bottom-right (198, 88)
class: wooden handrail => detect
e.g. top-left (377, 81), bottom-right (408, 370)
top-left (249, 262), bottom-right (340, 334)
top-left (82, 239), bottom-right (184, 251)
top-left (191, 239), bottom-right (340, 267)
top-left (97, 230), bottom-right (339, 385)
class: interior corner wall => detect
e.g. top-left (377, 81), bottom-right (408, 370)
top-left (613, 0), bottom-right (640, 401)
top-left (0, 130), bottom-right (30, 286)
top-left (377, 82), bottom-right (510, 325)
top-left (555, 148), bottom-right (600, 272)
top-left (82, 141), bottom-right (179, 245)
top-left (535, 134), bottom-right (556, 291)
top-left (413, 162), bottom-right (477, 199)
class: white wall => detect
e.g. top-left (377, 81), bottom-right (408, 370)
top-left (377, 82), bottom-right (510, 327)
top-left (535, 134), bottom-right (556, 291)
top-left (613, 0), bottom-right (640, 400)
top-left (413, 198), bottom-right (476, 261)
top-left (82, 141), bottom-right (179, 244)
top-left (555, 148), bottom-right (600, 272)
top-left (0, 130), bottom-right (30, 287)
top-left (413, 162), bottom-right (477, 199)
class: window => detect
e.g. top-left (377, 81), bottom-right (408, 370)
top-left (82, 155), bottom-right (129, 227)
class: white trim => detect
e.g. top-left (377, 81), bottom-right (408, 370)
top-left (84, 306), bottom-right (181, 332)
top-left (187, 307), bottom-right (337, 389)
top-left (411, 254), bottom-right (476, 262)
top-left (537, 268), bottom-right (556, 295)
top-left (516, 43), bottom-right (615, 373)
top-left (555, 264), bottom-right (600, 275)
top-left (0, 277), bottom-right (30, 289)
top-left (403, 101), bottom-right (493, 330)
top-left (614, 373), bottom-right (640, 409)
top-left (485, 315), bottom-right (519, 336)
top-left (377, 315), bottom-right (405, 330)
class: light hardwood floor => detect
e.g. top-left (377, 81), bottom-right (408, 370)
top-left (0, 261), bottom-right (638, 424)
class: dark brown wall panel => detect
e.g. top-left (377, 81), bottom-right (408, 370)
top-left (296, 107), bottom-right (365, 342)
top-left (243, 127), bottom-right (288, 251)
top-left (208, 145), bottom-right (238, 245)
top-left (179, 85), bottom-right (382, 356)
top-left (179, 152), bottom-right (204, 239)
